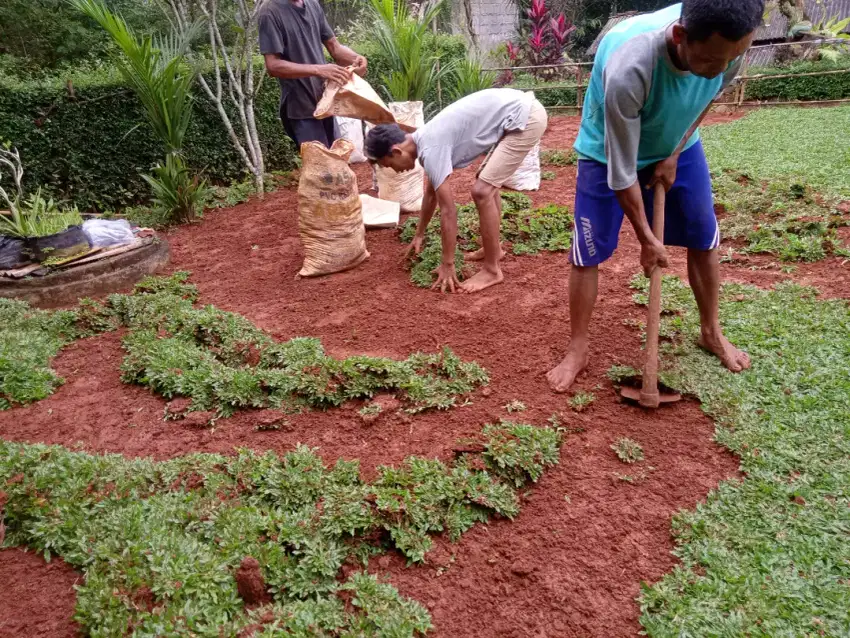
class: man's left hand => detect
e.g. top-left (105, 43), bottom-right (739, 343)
top-left (353, 55), bottom-right (368, 77)
top-left (649, 155), bottom-right (679, 192)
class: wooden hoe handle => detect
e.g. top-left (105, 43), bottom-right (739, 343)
top-left (640, 184), bottom-right (666, 408)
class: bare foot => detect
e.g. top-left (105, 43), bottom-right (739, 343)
top-left (459, 267), bottom-right (504, 293)
top-left (698, 331), bottom-right (751, 372)
top-left (547, 347), bottom-right (589, 393)
top-left (465, 246), bottom-right (507, 262)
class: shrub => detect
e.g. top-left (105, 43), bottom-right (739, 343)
top-left (743, 57), bottom-right (850, 101)
top-left (0, 66), bottom-right (296, 210)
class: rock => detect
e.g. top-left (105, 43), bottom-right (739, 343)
top-left (181, 411), bottom-right (215, 428)
top-left (511, 562), bottom-right (535, 577)
top-left (165, 397), bottom-right (193, 417)
top-left (481, 387), bottom-right (493, 397)
top-left (235, 557), bottom-right (271, 606)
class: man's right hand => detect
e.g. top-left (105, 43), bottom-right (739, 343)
top-left (640, 238), bottom-right (669, 277)
top-left (316, 64), bottom-right (352, 85)
top-left (432, 262), bottom-right (460, 293)
top-left (404, 235), bottom-right (426, 260)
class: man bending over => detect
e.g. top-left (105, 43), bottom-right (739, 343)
top-left (548, 0), bottom-right (760, 392)
top-left (365, 88), bottom-right (548, 293)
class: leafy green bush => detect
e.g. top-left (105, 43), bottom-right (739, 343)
top-left (0, 66), bottom-right (296, 210)
top-left (0, 420), bottom-right (563, 635)
top-left (743, 57), bottom-right (850, 101)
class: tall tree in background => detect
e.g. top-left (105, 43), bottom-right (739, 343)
top-left (162, 0), bottom-right (270, 194)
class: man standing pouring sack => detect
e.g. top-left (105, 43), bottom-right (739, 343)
top-left (365, 88), bottom-right (548, 293)
top-left (259, 0), bottom-right (367, 148)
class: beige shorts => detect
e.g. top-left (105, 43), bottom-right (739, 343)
top-left (478, 98), bottom-right (548, 187)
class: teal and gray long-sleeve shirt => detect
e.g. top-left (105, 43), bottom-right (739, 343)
top-left (574, 3), bottom-right (742, 191)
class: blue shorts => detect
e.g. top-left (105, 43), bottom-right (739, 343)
top-left (570, 140), bottom-right (720, 267)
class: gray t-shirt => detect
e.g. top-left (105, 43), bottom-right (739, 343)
top-left (412, 88), bottom-right (535, 190)
top-left (258, 0), bottom-right (334, 120)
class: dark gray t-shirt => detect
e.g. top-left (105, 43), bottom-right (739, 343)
top-left (258, 0), bottom-right (334, 120)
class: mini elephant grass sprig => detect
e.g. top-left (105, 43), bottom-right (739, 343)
top-left (0, 419), bottom-right (563, 635)
top-left (0, 272), bottom-right (488, 416)
top-left (104, 273), bottom-right (490, 416)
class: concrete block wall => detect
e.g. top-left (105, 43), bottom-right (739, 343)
top-left (451, 0), bottom-right (518, 54)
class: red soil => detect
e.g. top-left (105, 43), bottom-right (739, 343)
top-left (0, 114), bottom-right (844, 637)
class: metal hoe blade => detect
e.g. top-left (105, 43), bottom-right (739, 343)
top-left (620, 384), bottom-right (682, 408)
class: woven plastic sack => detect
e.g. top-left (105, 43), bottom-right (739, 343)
top-left (369, 101), bottom-right (425, 212)
top-left (337, 117), bottom-right (366, 163)
top-left (297, 139), bottom-right (369, 277)
top-left (502, 143), bottom-right (541, 191)
top-left (314, 73), bottom-right (395, 126)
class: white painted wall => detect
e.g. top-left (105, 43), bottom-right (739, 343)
top-left (451, 0), bottom-right (518, 54)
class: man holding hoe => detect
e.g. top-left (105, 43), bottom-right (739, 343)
top-left (547, 0), bottom-right (760, 393)
top-left (259, 0), bottom-right (367, 148)
top-left (364, 88), bottom-right (548, 293)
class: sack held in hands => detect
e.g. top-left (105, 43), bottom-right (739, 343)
top-left (313, 73), bottom-right (396, 126)
top-left (297, 140), bottom-right (369, 277)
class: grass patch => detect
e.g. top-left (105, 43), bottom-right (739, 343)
top-left (702, 107), bottom-right (850, 198)
top-left (633, 278), bottom-right (850, 636)
top-left (0, 420), bottom-right (563, 636)
top-left (1, 273), bottom-right (488, 417)
top-left (0, 299), bottom-right (109, 409)
top-left (400, 192), bottom-right (573, 287)
top-left (541, 149), bottom-right (577, 167)
top-left (541, 171), bottom-right (556, 181)
top-left (712, 171), bottom-right (849, 262)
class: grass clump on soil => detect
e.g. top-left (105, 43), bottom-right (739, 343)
top-left (611, 438), bottom-right (644, 464)
top-left (568, 391), bottom-right (595, 412)
top-left (631, 277), bottom-right (850, 636)
top-left (541, 149), bottom-right (577, 167)
top-left (0, 298), bottom-right (106, 409)
top-left (711, 171), bottom-right (850, 262)
top-left (0, 420), bottom-right (563, 636)
top-left (1, 273), bottom-right (489, 417)
top-left (400, 192), bottom-right (573, 287)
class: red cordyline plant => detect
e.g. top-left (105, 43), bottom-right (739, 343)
top-left (512, 0), bottom-right (575, 78)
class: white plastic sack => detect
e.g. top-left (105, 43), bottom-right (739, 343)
top-left (503, 143), bottom-right (541, 191)
top-left (360, 194), bottom-right (400, 229)
top-left (367, 101), bottom-right (425, 213)
top-left (83, 218), bottom-right (135, 248)
top-left (338, 117), bottom-right (366, 163)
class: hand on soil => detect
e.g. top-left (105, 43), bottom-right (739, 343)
top-left (640, 239), bottom-right (669, 277)
top-left (432, 263), bottom-right (461, 293)
top-left (547, 347), bottom-right (589, 393)
top-left (698, 332), bottom-right (752, 373)
top-left (405, 235), bottom-right (425, 261)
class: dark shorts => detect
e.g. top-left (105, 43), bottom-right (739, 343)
top-left (281, 114), bottom-right (339, 149)
top-left (570, 140), bottom-right (720, 267)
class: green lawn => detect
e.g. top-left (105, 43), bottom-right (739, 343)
top-left (631, 277), bottom-right (850, 636)
top-left (702, 106), bottom-right (850, 197)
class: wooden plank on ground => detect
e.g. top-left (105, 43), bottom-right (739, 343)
top-left (0, 263), bottom-right (42, 279)
top-left (59, 240), bottom-right (146, 269)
